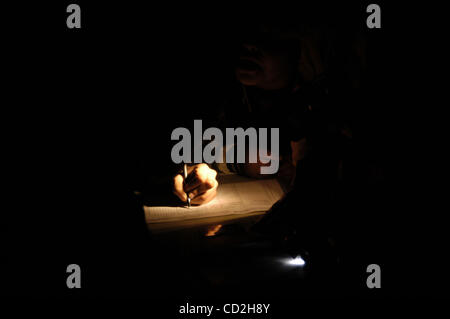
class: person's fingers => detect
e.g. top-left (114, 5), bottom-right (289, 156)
top-left (187, 176), bottom-right (218, 198)
top-left (184, 164), bottom-right (217, 193)
top-left (184, 175), bottom-right (203, 193)
top-left (175, 164), bottom-right (218, 205)
top-left (173, 174), bottom-right (187, 202)
top-left (184, 163), bottom-right (208, 180)
top-left (190, 185), bottom-right (218, 205)
top-left (183, 165), bottom-right (202, 191)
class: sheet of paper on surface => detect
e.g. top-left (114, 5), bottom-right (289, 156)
top-left (144, 174), bottom-right (285, 224)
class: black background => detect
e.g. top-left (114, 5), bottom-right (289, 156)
top-left (3, 0), bottom-right (448, 303)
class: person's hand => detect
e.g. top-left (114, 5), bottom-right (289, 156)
top-left (173, 164), bottom-right (218, 205)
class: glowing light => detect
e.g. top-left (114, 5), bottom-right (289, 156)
top-left (284, 256), bottom-right (306, 267)
top-left (205, 224), bottom-right (222, 237)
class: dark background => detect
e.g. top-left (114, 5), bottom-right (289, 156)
top-left (3, 1), bottom-right (447, 302)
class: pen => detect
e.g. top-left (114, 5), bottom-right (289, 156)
top-left (183, 163), bottom-right (191, 207)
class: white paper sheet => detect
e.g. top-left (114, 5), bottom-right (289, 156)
top-left (144, 174), bottom-right (285, 223)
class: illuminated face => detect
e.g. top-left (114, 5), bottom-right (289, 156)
top-left (235, 28), bottom-right (299, 90)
